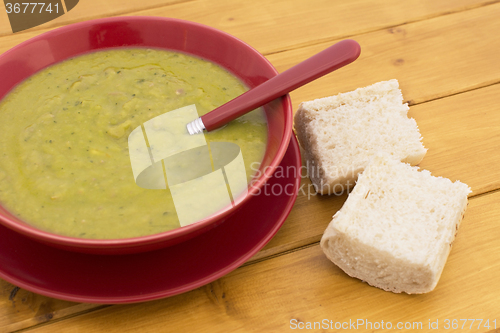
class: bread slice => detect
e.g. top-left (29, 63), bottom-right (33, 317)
top-left (294, 79), bottom-right (427, 194)
top-left (320, 154), bottom-right (471, 294)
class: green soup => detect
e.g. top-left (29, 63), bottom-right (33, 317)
top-left (0, 48), bottom-right (267, 239)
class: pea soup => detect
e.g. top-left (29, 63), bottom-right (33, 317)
top-left (0, 48), bottom-right (267, 239)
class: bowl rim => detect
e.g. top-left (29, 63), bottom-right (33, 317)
top-left (0, 135), bottom-right (301, 303)
top-left (0, 16), bottom-right (293, 250)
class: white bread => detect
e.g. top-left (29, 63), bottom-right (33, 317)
top-left (320, 154), bottom-right (471, 294)
top-left (294, 79), bottom-right (427, 194)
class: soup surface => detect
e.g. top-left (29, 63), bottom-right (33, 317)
top-left (0, 48), bottom-right (267, 239)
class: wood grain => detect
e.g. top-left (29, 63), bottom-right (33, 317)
top-left (128, 0), bottom-right (497, 54)
top-left (0, 288), bottom-right (103, 333)
top-left (0, 0), bottom-right (190, 36)
top-left (256, 82), bottom-right (500, 262)
top-left (20, 190), bottom-right (500, 333)
top-left (2, 75), bottom-right (499, 333)
top-left (0, 0), bottom-right (497, 55)
top-left (268, 1), bottom-right (500, 110)
top-left (0, 0), bottom-right (499, 332)
top-left (411, 83), bottom-right (500, 195)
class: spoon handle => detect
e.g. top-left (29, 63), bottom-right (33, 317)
top-left (190, 39), bottom-right (361, 134)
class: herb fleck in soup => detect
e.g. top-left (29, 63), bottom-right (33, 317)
top-left (0, 48), bottom-right (267, 239)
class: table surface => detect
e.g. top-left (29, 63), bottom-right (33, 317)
top-left (1, 0), bottom-right (500, 332)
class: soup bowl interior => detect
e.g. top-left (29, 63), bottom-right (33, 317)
top-left (0, 17), bottom-right (293, 254)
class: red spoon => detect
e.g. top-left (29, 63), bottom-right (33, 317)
top-left (187, 39), bottom-right (361, 135)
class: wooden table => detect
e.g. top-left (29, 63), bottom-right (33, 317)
top-left (1, 0), bottom-right (500, 332)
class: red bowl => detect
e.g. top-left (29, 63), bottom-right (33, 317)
top-left (0, 17), bottom-right (293, 254)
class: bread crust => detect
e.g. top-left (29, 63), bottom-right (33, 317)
top-left (294, 79), bottom-right (426, 195)
top-left (320, 155), bottom-right (471, 294)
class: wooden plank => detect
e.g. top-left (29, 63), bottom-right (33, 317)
top-left (249, 170), bottom-right (346, 262)
top-left (0, 281), bottom-right (103, 333)
top-left (20, 189), bottom-right (500, 332)
top-left (1, 2), bottom-right (500, 107)
top-left (255, 82), bottom-right (500, 260)
top-left (0, 0), bottom-right (496, 55)
top-left (268, 1), bottom-right (500, 109)
top-left (130, 0), bottom-right (496, 55)
top-left (412, 84), bottom-right (500, 196)
top-left (0, 0), bottom-right (191, 37)
top-left (1, 2), bottom-right (499, 332)
top-left (4, 82), bottom-right (500, 333)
